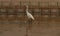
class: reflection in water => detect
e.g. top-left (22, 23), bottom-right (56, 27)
top-left (0, 19), bottom-right (60, 36)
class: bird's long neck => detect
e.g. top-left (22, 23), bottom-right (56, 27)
top-left (26, 5), bottom-right (29, 13)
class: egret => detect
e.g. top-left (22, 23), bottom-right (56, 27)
top-left (25, 5), bottom-right (34, 36)
top-left (26, 5), bottom-right (34, 20)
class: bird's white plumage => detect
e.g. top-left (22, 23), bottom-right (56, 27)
top-left (26, 5), bottom-right (34, 20)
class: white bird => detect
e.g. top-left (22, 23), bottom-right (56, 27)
top-left (26, 5), bottom-right (34, 20)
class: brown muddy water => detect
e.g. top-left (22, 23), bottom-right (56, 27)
top-left (0, 17), bottom-right (60, 36)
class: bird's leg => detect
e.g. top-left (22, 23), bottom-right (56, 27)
top-left (25, 25), bottom-right (28, 36)
top-left (25, 19), bottom-right (29, 36)
top-left (25, 19), bottom-right (32, 36)
top-left (28, 19), bottom-right (32, 30)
